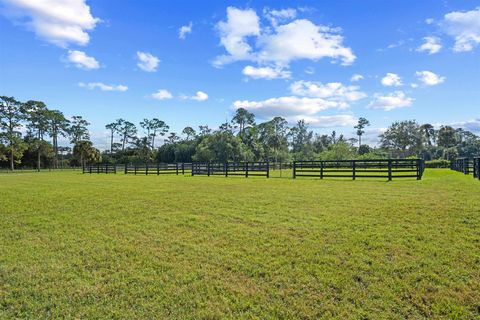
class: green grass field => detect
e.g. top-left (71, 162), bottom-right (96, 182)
top-left (1, 170), bottom-right (479, 319)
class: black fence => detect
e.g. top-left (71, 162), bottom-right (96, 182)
top-left (451, 158), bottom-right (474, 175)
top-left (293, 159), bottom-right (425, 181)
top-left (124, 163), bottom-right (187, 175)
top-left (82, 163), bottom-right (116, 174)
top-left (192, 162), bottom-right (270, 178)
top-left (474, 158), bottom-right (480, 180)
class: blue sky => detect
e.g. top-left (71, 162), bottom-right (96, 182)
top-left (1, 0), bottom-right (479, 148)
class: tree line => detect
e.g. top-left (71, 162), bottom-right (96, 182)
top-left (1, 95), bottom-right (479, 170)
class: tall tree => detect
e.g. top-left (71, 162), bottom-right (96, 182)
top-left (105, 120), bottom-right (121, 153)
top-left (165, 132), bottom-right (180, 144)
top-left (232, 108), bottom-right (255, 139)
top-left (69, 116), bottom-right (90, 143)
top-left (117, 119), bottom-right (137, 151)
top-left (437, 125), bottom-right (457, 148)
top-left (380, 120), bottom-right (423, 158)
top-left (148, 118), bottom-right (169, 149)
top-left (0, 96), bottom-right (26, 170)
top-left (24, 100), bottom-right (50, 171)
top-left (47, 109), bottom-right (70, 168)
top-left (420, 124), bottom-right (435, 146)
top-left (182, 126), bottom-right (196, 140)
top-left (354, 117), bottom-right (370, 149)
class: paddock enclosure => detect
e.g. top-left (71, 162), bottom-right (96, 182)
top-left (293, 159), bottom-right (425, 181)
top-left (451, 157), bottom-right (480, 180)
top-left (83, 159), bottom-right (426, 181)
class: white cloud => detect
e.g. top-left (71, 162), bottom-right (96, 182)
top-left (415, 70), bottom-right (445, 86)
top-left (66, 50), bottom-right (99, 69)
top-left (417, 36), bottom-right (442, 54)
top-left (214, 7), bottom-right (355, 67)
top-left (151, 89), bottom-right (173, 100)
top-left (381, 73), bottom-right (402, 86)
top-left (263, 8), bottom-right (296, 26)
top-left (368, 91), bottom-right (413, 111)
top-left (451, 118), bottom-right (480, 132)
top-left (242, 65), bottom-right (291, 79)
top-left (442, 7), bottom-right (480, 52)
top-left (233, 96), bottom-right (345, 118)
top-left (287, 114), bottom-right (357, 128)
top-left (425, 18), bottom-right (434, 25)
top-left (214, 7), bottom-right (261, 66)
top-left (257, 19), bottom-right (356, 66)
top-left (1, 0), bottom-right (99, 47)
top-left (410, 83), bottom-right (419, 88)
top-left (179, 22), bottom-right (192, 39)
top-left (289, 80), bottom-right (366, 103)
top-left (350, 74), bottom-right (364, 82)
top-left (191, 91), bottom-right (209, 101)
top-left (78, 82), bottom-right (127, 91)
top-left (136, 51), bottom-right (160, 72)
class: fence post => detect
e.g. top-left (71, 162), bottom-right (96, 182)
top-left (293, 161), bottom-right (296, 179)
top-left (416, 160), bottom-right (421, 180)
top-left (182, 163), bottom-right (185, 175)
top-left (192, 163), bottom-right (195, 177)
top-left (124, 163), bottom-right (127, 175)
top-left (388, 159), bottom-right (392, 181)
top-left (266, 162), bottom-right (269, 178)
top-left (207, 162), bottom-right (210, 177)
top-left (176, 163), bottom-right (179, 175)
top-left (352, 160), bottom-right (356, 181)
top-left (245, 162), bottom-right (249, 178)
top-left (225, 162), bottom-right (228, 177)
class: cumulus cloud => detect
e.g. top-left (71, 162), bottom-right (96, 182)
top-left (368, 91), bottom-right (413, 111)
top-left (263, 7), bottom-right (296, 26)
top-left (242, 65), bottom-right (291, 79)
top-left (191, 91), bottom-right (209, 101)
top-left (442, 7), bottom-right (480, 52)
top-left (214, 7), bottom-right (355, 67)
top-left (350, 74), bottom-right (363, 82)
top-left (289, 80), bottom-right (366, 103)
top-left (136, 51), bottom-right (160, 72)
top-left (415, 71), bottom-right (445, 86)
top-left (287, 114), bottom-right (357, 128)
top-left (66, 50), bottom-right (99, 69)
top-left (233, 96), bottom-right (345, 118)
top-left (451, 118), bottom-right (480, 132)
top-left (417, 36), bottom-right (442, 54)
top-left (78, 82), bottom-right (127, 91)
top-left (1, 0), bottom-right (99, 47)
top-left (151, 89), bottom-right (173, 100)
top-left (214, 7), bottom-right (261, 66)
top-left (179, 22), bottom-right (192, 39)
top-left (381, 73), bottom-right (402, 86)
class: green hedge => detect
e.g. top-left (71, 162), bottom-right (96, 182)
top-left (425, 159), bottom-right (450, 168)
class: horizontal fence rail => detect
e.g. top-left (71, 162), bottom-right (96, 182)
top-left (451, 158), bottom-right (475, 175)
top-left (82, 163), bottom-right (116, 174)
top-left (293, 159), bottom-right (425, 181)
top-left (124, 163), bottom-right (182, 175)
top-left (192, 162), bottom-right (269, 178)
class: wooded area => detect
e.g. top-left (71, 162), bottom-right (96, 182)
top-left (1, 96), bottom-right (479, 171)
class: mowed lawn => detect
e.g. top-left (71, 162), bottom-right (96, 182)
top-left (1, 170), bottom-right (479, 319)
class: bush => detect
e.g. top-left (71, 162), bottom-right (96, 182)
top-left (425, 159), bottom-right (450, 168)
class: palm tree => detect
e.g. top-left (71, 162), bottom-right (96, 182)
top-left (354, 117), bottom-right (370, 149)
